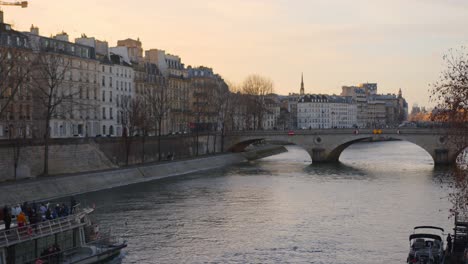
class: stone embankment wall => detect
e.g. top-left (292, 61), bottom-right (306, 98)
top-left (0, 153), bottom-right (248, 205)
top-left (0, 134), bottom-right (221, 182)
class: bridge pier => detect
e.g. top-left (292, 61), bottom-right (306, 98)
top-left (309, 148), bottom-right (339, 163)
top-left (433, 149), bottom-right (459, 166)
top-left (310, 148), bottom-right (327, 163)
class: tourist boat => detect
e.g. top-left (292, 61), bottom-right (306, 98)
top-left (407, 226), bottom-right (445, 264)
top-left (0, 205), bottom-right (126, 264)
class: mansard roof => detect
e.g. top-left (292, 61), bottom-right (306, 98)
top-left (299, 94), bottom-right (354, 104)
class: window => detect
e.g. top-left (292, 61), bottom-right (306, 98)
top-left (110, 108), bottom-right (113, 119)
top-left (102, 107), bottom-right (106, 119)
top-left (110, 77), bottom-right (113, 87)
top-left (102, 125), bottom-right (106, 135)
top-left (110, 91), bottom-right (113, 102)
top-left (102, 91), bottom-right (105, 102)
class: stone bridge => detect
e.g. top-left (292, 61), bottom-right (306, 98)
top-left (224, 128), bottom-right (467, 165)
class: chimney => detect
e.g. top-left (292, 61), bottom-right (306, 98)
top-left (30, 24), bottom-right (39, 35)
top-left (54, 31), bottom-right (69, 42)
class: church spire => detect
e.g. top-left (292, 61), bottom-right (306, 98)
top-left (300, 73), bottom-right (305, 95)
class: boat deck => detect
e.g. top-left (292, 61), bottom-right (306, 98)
top-left (0, 208), bottom-right (92, 248)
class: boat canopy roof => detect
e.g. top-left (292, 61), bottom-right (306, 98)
top-left (409, 234), bottom-right (442, 241)
top-left (414, 226), bottom-right (444, 232)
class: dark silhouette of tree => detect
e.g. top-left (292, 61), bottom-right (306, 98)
top-left (0, 47), bottom-right (32, 118)
top-left (0, 47), bottom-right (33, 180)
top-left (145, 77), bottom-right (170, 161)
top-left (121, 96), bottom-right (145, 166)
top-left (241, 75), bottom-right (274, 130)
top-left (430, 47), bottom-right (468, 217)
top-left (32, 53), bottom-right (72, 176)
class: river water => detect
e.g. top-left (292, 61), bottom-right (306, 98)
top-left (78, 141), bottom-right (454, 264)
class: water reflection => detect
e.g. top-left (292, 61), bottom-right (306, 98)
top-left (77, 141), bottom-right (454, 264)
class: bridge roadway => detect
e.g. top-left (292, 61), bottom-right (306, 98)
top-left (224, 128), bottom-right (467, 165)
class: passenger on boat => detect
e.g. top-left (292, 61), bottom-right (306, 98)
top-left (45, 208), bottom-right (53, 220)
top-left (70, 197), bottom-right (77, 214)
top-left (39, 203), bottom-right (47, 218)
top-left (2, 205), bottom-right (11, 230)
top-left (17, 211), bottom-right (27, 228)
top-left (12, 204), bottom-right (22, 219)
top-left (60, 203), bottom-right (70, 217)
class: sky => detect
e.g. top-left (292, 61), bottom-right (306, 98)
top-left (4, 0), bottom-right (468, 107)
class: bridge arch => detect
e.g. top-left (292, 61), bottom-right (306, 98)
top-left (228, 138), bottom-right (265, 152)
top-left (224, 129), bottom-right (464, 166)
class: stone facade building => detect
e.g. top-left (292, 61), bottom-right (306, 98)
top-left (188, 66), bottom-right (228, 132)
top-left (297, 94), bottom-right (357, 129)
top-left (99, 53), bottom-right (135, 137)
top-left (0, 17), bottom-right (33, 139)
top-left (146, 49), bottom-right (191, 133)
top-left (25, 30), bottom-right (101, 138)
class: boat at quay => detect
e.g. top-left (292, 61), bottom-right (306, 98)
top-left (0, 205), bottom-right (126, 264)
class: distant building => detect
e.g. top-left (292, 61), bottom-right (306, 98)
top-left (359, 83), bottom-right (378, 96)
top-left (297, 95), bottom-right (357, 129)
top-left (342, 83), bottom-right (408, 128)
top-left (341, 86), bottom-right (368, 128)
top-left (262, 97), bottom-right (281, 130)
top-left (25, 29), bottom-right (101, 138)
top-left (146, 49), bottom-right (191, 133)
top-left (75, 35), bottom-right (109, 60)
top-left (0, 15), bottom-right (33, 139)
top-left (99, 53), bottom-right (135, 137)
top-left (116, 38), bottom-right (143, 63)
top-left (300, 73), bottom-right (305, 96)
top-left (188, 66), bottom-right (228, 132)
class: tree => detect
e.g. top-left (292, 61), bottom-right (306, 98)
top-left (241, 75), bottom-right (274, 130)
top-left (0, 47), bottom-right (33, 180)
top-left (32, 53), bottom-right (72, 176)
top-left (430, 47), bottom-right (468, 217)
top-left (0, 47), bottom-right (32, 118)
top-left (430, 47), bottom-right (468, 125)
top-left (145, 77), bottom-right (170, 161)
top-left (214, 83), bottom-right (231, 152)
top-left (121, 96), bottom-right (144, 166)
top-left (11, 120), bottom-right (28, 180)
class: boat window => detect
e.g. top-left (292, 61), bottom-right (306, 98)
top-left (57, 230), bottom-right (74, 251)
top-left (37, 235), bottom-right (56, 259)
top-left (0, 249), bottom-right (4, 264)
top-left (425, 241), bottom-right (434, 248)
top-left (14, 240), bottom-right (35, 263)
top-left (412, 241), bottom-right (424, 250)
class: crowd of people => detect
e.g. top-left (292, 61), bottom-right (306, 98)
top-left (0, 197), bottom-right (78, 231)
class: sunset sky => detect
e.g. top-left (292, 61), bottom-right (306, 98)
top-left (4, 0), bottom-right (468, 107)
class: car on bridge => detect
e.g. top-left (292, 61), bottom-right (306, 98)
top-left (288, 130), bottom-right (295, 136)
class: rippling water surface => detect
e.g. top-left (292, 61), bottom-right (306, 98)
top-left (78, 141), bottom-right (453, 264)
